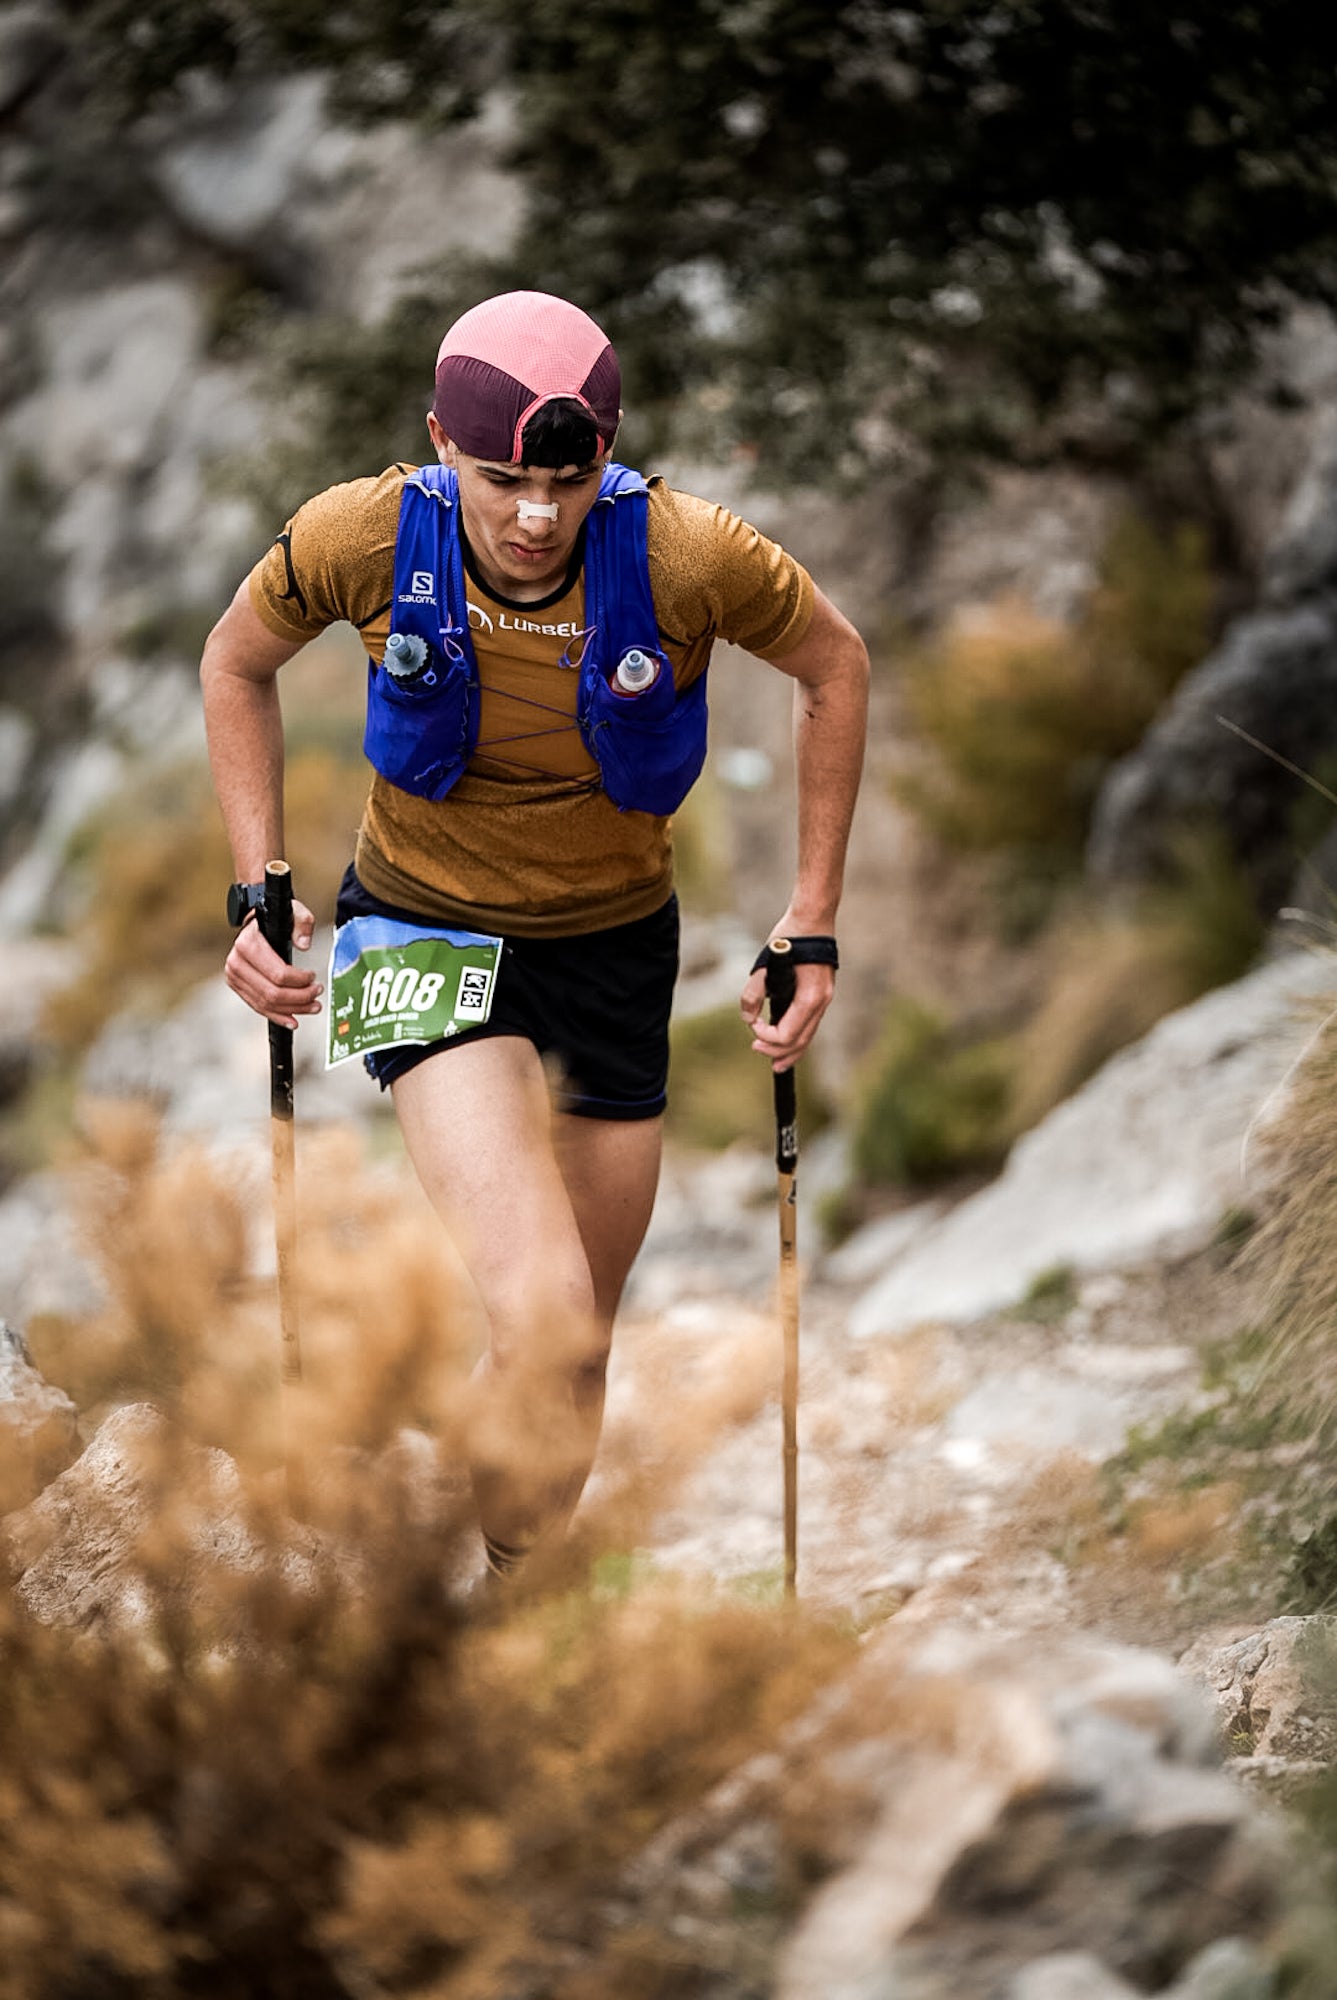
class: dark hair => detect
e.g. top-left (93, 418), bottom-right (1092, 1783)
top-left (519, 397), bottom-right (604, 468)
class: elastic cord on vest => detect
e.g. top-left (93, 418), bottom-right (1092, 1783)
top-left (752, 936), bottom-right (839, 976)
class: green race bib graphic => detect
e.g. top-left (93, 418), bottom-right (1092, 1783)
top-left (326, 917), bottom-right (501, 1068)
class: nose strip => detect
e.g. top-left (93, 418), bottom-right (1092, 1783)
top-left (517, 498), bottom-right (559, 522)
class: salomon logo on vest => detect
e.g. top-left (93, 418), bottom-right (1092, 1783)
top-left (398, 569), bottom-right (436, 604)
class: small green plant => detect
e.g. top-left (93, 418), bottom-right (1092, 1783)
top-left (667, 1005), bottom-right (828, 1152)
top-left (849, 997), bottom-right (1014, 1187)
top-left (1009, 1263), bottom-right (1078, 1324)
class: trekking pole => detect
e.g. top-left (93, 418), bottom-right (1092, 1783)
top-left (256, 860), bottom-right (304, 1512)
top-left (764, 939), bottom-right (800, 1601)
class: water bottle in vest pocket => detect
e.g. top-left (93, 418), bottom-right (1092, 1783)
top-left (362, 632), bottom-right (473, 802)
top-left (584, 651), bottom-right (709, 815)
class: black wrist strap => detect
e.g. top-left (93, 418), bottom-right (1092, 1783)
top-left (751, 935), bottom-right (839, 975)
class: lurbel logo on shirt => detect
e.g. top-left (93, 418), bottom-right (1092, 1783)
top-left (398, 570), bottom-right (436, 603)
top-left (466, 598), bottom-right (584, 643)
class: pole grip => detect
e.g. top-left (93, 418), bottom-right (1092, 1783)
top-left (258, 860), bottom-right (294, 1122)
top-left (765, 939), bottom-right (798, 1174)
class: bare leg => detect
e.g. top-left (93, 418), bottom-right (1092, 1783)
top-left (554, 1111), bottom-right (663, 1332)
top-left (552, 1110), bottom-right (662, 1440)
top-left (391, 1042), bottom-right (661, 1559)
top-left (393, 1037), bottom-right (599, 1554)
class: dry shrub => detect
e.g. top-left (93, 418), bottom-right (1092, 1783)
top-left (1249, 976), bottom-right (1337, 1433)
top-left (43, 750), bottom-right (369, 1050)
top-left (894, 512), bottom-right (1211, 858)
top-left (28, 1107), bottom-right (477, 1469)
top-left (1126, 1482), bottom-right (1241, 1567)
top-left (1006, 836), bottom-right (1262, 1133)
top-left (3, 1113), bottom-right (858, 1999)
top-left (995, 1451), bottom-right (1107, 1565)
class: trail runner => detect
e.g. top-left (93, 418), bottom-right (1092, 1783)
top-left (201, 290), bottom-right (868, 1582)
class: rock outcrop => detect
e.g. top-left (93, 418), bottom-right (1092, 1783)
top-left (0, 1318), bottom-right (77, 1514)
top-left (1, 1401), bottom-right (261, 1630)
top-left (615, 1622), bottom-right (1280, 2000)
top-left (1180, 1615), bottom-right (1337, 1791)
top-left (1091, 398), bottom-right (1337, 905)
top-left (846, 946), bottom-right (1334, 1337)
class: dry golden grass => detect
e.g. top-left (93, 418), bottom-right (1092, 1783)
top-left (2, 1109), bottom-right (862, 1999)
top-left (1125, 1482), bottom-right (1243, 1569)
top-left (1248, 977), bottom-right (1337, 1435)
top-left (1005, 842), bottom-right (1262, 1135)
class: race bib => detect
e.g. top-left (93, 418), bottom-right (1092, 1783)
top-left (326, 916), bottom-right (502, 1068)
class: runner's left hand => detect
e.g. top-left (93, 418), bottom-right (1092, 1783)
top-left (739, 951), bottom-right (835, 1074)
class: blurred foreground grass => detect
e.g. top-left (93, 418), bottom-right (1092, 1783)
top-left (5, 1106), bottom-right (855, 1998)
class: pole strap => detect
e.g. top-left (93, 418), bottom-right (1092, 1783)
top-left (752, 934), bottom-right (839, 975)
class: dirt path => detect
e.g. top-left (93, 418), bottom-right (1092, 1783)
top-left (609, 1144), bottom-right (1259, 1652)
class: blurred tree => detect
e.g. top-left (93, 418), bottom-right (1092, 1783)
top-left (36, 0), bottom-right (1337, 482)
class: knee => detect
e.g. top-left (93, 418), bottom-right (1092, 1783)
top-left (484, 1317), bottom-right (609, 1399)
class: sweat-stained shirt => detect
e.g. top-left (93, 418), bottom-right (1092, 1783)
top-left (248, 466), bottom-right (815, 936)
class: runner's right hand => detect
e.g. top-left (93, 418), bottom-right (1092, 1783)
top-left (225, 900), bottom-right (323, 1028)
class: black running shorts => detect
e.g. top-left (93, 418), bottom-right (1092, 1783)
top-left (334, 867), bottom-right (679, 1121)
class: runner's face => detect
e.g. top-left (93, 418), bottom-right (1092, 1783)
top-left (427, 417), bottom-right (604, 602)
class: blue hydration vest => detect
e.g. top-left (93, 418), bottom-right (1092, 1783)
top-left (363, 462), bottom-right (709, 815)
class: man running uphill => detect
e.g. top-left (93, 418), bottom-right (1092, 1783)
top-left (201, 290), bottom-right (868, 1582)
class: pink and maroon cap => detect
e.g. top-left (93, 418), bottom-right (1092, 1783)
top-left (431, 291), bottom-right (621, 463)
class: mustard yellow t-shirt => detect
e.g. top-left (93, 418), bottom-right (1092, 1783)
top-left (248, 467), bottom-right (814, 934)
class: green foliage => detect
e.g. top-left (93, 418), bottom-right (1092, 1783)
top-left (26, 4), bottom-right (1337, 482)
top-left (1010, 1264), bottom-right (1079, 1325)
top-left (849, 998), bottom-right (1014, 1188)
top-left (894, 512), bottom-right (1211, 862)
top-left (1113, 1324), bottom-right (1301, 1484)
top-left (485, 0), bottom-right (1337, 477)
top-left (667, 1004), bottom-right (828, 1154)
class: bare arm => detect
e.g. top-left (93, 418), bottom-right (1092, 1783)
top-left (200, 582), bottom-right (323, 1027)
top-left (738, 585), bottom-right (870, 1070)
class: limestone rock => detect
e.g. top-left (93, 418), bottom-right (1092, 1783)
top-left (151, 75), bottom-right (346, 253)
top-left (1089, 400), bottom-right (1337, 903)
top-left (0, 5), bottom-right (57, 120)
top-left (1163, 1936), bottom-right (1274, 2000)
top-left (616, 1622), bottom-right (1279, 2000)
top-left (1179, 1616), bottom-right (1337, 1764)
top-left (1088, 601), bottom-right (1337, 901)
top-left (848, 949), bottom-right (1334, 1337)
top-left (1003, 1954), bottom-right (1141, 2000)
top-left (2, 1401), bottom-right (261, 1633)
top-left (0, 1169), bottom-right (105, 1328)
top-left (0, 1319), bottom-right (77, 1514)
top-left (1261, 403), bottom-right (1337, 606)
